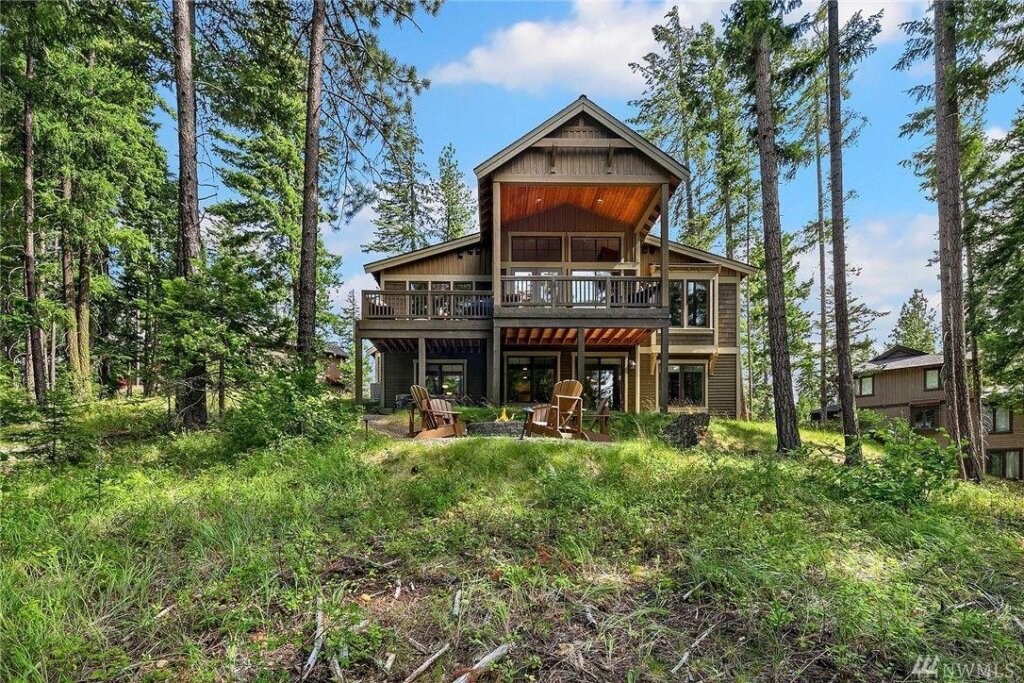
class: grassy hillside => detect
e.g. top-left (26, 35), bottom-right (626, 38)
top-left (2, 401), bottom-right (1022, 681)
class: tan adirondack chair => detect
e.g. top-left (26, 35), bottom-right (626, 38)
top-left (408, 385), bottom-right (466, 439)
top-left (524, 379), bottom-right (585, 440)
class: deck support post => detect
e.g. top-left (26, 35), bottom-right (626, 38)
top-left (492, 181), bottom-right (501, 309)
top-left (659, 325), bottom-right (670, 414)
top-left (489, 326), bottom-right (501, 405)
top-left (354, 332), bottom-right (363, 402)
top-left (660, 182), bottom-right (670, 307)
top-left (576, 327), bottom-right (585, 384)
top-left (417, 337), bottom-right (427, 389)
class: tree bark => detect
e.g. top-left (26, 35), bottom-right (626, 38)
top-left (933, 0), bottom-right (981, 481)
top-left (172, 0), bottom-right (207, 428)
top-left (827, 1), bottom-right (862, 464)
top-left (76, 236), bottom-right (92, 397)
top-left (22, 10), bottom-right (46, 406)
top-left (966, 236), bottom-right (984, 457)
top-left (61, 175), bottom-right (85, 391)
top-left (752, 31), bottom-right (801, 453)
top-left (297, 0), bottom-right (326, 360)
top-left (814, 91), bottom-right (829, 430)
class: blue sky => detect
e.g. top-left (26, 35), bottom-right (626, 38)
top-left (157, 1), bottom-right (1018, 347)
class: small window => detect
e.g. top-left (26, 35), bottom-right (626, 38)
top-left (857, 375), bottom-right (874, 397)
top-left (384, 281), bottom-right (406, 290)
top-left (571, 236), bottom-right (621, 262)
top-left (911, 407), bottom-right (937, 430)
top-left (924, 368), bottom-right (941, 390)
top-left (474, 280), bottom-right (491, 291)
top-left (669, 281), bottom-right (685, 326)
top-left (988, 451), bottom-right (1005, 478)
top-left (986, 406), bottom-right (1012, 434)
top-left (511, 236), bottom-right (561, 262)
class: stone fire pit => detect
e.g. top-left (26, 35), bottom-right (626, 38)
top-left (466, 421), bottom-right (525, 437)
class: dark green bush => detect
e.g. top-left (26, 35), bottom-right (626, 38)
top-left (819, 422), bottom-right (960, 510)
top-left (856, 408), bottom-right (891, 436)
top-left (224, 364), bottom-right (358, 451)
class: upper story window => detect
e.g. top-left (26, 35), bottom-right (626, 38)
top-left (856, 375), bottom-right (874, 397)
top-left (986, 405), bottom-right (1012, 434)
top-left (571, 236), bottom-right (621, 262)
top-left (669, 279), bottom-right (712, 328)
top-left (924, 368), bottom-right (941, 391)
top-left (511, 236), bottom-right (561, 262)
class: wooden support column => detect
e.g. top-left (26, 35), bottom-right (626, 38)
top-left (633, 345), bottom-right (641, 414)
top-left (490, 326), bottom-right (501, 404)
top-left (660, 182), bottom-right (670, 307)
top-left (659, 326), bottom-right (670, 414)
top-left (417, 337), bottom-right (426, 389)
top-left (492, 181), bottom-right (501, 308)
top-left (576, 327), bottom-right (585, 383)
top-left (354, 333), bottom-right (363, 402)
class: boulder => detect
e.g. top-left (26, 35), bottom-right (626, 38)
top-left (661, 413), bottom-right (710, 449)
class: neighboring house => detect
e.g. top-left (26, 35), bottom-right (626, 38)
top-left (352, 96), bottom-right (753, 416)
top-left (854, 345), bottom-right (1023, 480)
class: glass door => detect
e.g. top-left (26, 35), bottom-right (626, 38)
top-left (583, 357), bottom-right (623, 411)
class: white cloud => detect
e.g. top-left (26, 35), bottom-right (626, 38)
top-left (837, 1), bottom-right (926, 44)
top-left (429, 1), bottom-right (721, 97)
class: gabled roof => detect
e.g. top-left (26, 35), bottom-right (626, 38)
top-left (363, 233), bottom-right (482, 274)
top-left (872, 345), bottom-right (927, 362)
top-left (474, 95), bottom-right (688, 182)
top-left (642, 234), bottom-right (756, 276)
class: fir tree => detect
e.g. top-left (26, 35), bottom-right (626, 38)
top-left (888, 289), bottom-right (939, 352)
top-left (432, 143), bottom-right (476, 242)
top-left (363, 126), bottom-right (436, 254)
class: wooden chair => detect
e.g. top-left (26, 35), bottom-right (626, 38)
top-left (524, 380), bottom-right (585, 440)
top-left (582, 397), bottom-right (613, 442)
top-left (408, 385), bottom-right (466, 439)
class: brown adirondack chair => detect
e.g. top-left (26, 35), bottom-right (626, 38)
top-left (524, 379), bottom-right (585, 440)
top-left (408, 385), bottom-right (466, 439)
top-left (582, 397), bottom-right (613, 442)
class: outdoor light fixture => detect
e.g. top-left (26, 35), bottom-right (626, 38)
top-left (596, 198), bottom-right (604, 204)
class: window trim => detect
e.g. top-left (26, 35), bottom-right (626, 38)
top-left (856, 375), bottom-right (875, 397)
top-left (923, 367), bottom-right (942, 392)
top-left (668, 277), bottom-right (715, 330)
top-left (663, 358), bottom-right (709, 411)
top-left (986, 405), bottom-right (1013, 435)
top-left (910, 405), bottom-right (938, 431)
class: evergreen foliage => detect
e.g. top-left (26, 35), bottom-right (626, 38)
top-left (888, 289), bottom-right (940, 353)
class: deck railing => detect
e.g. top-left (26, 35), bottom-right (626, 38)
top-left (500, 276), bottom-right (662, 308)
top-left (362, 290), bottom-right (493, 320)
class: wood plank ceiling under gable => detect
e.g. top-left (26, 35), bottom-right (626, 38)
top-left (500, 184), bottom-right (658, 226)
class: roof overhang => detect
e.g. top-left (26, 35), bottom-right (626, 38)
top-left (643, 234), bottom-right (756, 276)
top-left (363, 233), bottom-right (482, 275)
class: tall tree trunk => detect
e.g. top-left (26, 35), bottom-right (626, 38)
top-left (827, 1), bottom-right (862, 464)
top-left (76, 237), bottom-right (92, 396)
top-left (61, 175), bottom-right (85, 390)
top-left (966, 238), bottom-right (984, 457)
top-left (297, 0), bottom-right (326, 359)
top-left (752, 32), bottom-right (801, 453)
top-left (22, 10), bottom-right (46, 406)
top-left (814, 92), bottom-right (829, 429)
top-left (172, 0), bottom-right (207, 428)
top-left (933, 0), bottom-right (981, 481)
top-left (745, 195), bottom-right (754, 420)
top-left (682, 141), bottom-right (695, 241)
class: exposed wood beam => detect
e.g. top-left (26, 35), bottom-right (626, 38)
top-left (533, 138), bottom-right (632, 148)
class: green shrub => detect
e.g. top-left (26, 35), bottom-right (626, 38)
top-left (0, 378), bottom-right (37, 428)
top-left (224, 364), bottom-right (359, 451)
top-left (820, 422), bottom-right (961, 510)
top-left (857, 408), bottom-right (890, 436)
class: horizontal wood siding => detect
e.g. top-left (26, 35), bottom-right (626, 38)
top-left (668, 331), bottom-right (715, 346)
top-left (381, 246), bottom-right (491, 278)
top-left (718, 283), bottom-right (738, 346)
top-left (708, 354), bottom-right (737, 417)
top-left (381, 350), bottom-right (487, 408)
top-left (855, 366), bottom-right (943, 409)
top-left (639, 352), bottom-right (658, 412)
top-left (641, 245), bottom-right (746, 280)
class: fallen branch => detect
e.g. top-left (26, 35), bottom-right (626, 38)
top-left (402, 643), bottom-right (450, 683)
top-left (452, 643), bottom-right (513, 683)
top-left (383, 652), bottom-right (396, 672)
top-left (670, 625), bottom-right (715, 675)
top-left (329, 658), bottom-right (343, 681)
top-left (452, 589), bottom-right (463, 617)
top-left (301, 597), bottom-right (326, 681)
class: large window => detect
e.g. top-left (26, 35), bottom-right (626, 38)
top-left (856, 375), bottom-right (874, 397)
top-left (414, 361), bottom-right (466, 397)
top-left (511, 236), bottom-right (561, 262)
top-left (911, 406), bottom-right (937, 430)
top-left (668, 363), bottom-right (705, 407)
top-left (571, 236), bottom-right (621, 262)
top-left (924, 368), bottom-right (941, 391)
top-left (506, 355), bottom-right (557, 403)
top-left (668, 279), bottom-right (712, 328)
top-left (985, 405), bottom-right (1012, 434)
top-left (987, 450), bottom-right (1022, 479)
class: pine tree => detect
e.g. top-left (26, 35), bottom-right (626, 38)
top-left (432, 143), bottom-right (475, 242)
top-left (888, 289), bottom-right (939, 352)
top-left (364, 126), bottom-right (436, 254)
